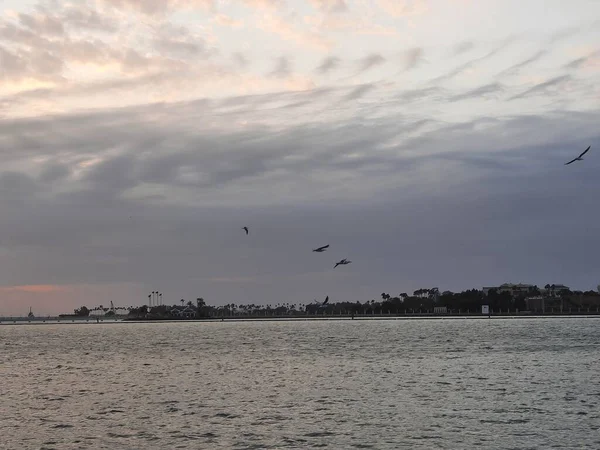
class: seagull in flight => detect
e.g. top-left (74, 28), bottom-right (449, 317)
top-left (312, 245), bottom-right (329, 253)
top-left (565, 146), bottom-right (591, 165)
top-left (334, 259), bottom-right (351, 268)
top-left (313, 296), bottom-right (329, 308)
top-left (242, 227), bottom-right (249, 235)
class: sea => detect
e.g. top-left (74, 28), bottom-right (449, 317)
top-left (1, 318), bottom-right (599, 449)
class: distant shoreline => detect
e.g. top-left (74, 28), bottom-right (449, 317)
top-left (2, 312), bottom-right (600, 325)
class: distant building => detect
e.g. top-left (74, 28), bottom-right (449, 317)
top-left (484, 283), bottom-right (536, 298)
top-left (482, 287), bottom-right (496, 296)
top-left (433, 306), bottom-right (447, 314)
top-left (169, 305), bottom-right (196, 319)
top-left (545, 284), bottom-right (570, 298)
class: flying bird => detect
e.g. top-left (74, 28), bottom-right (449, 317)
top-left (312, 245), bottom-right (329, 253)
top-left (565, 146), bottom-right (591, 165)
top-left (242, 227), bottom-right (249, 235)
top-left (312, 296), bottom-right (329, 308)
top-left (334, 259), bottom-right (351, 268)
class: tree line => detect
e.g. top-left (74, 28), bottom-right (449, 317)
top-left (69, 286), bottom-right (600, 319)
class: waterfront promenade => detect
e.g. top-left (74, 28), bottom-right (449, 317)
top-left (2, 308), bottom-right (600, 325)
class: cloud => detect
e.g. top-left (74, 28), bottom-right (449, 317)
top-left (18, 11), bottom-right (65, 36)
top-left (396, 87), bottom-right (444, 103)
top-left (509, 75), bottom-right (572, 101)
top-left (357, 53), bottom-right (386, 73)
top-left (241, 0), bottom-right (283, 9)
top-left (564, 49), bottom-right (600, 70)
top-left (232, 52), bottom-right (249, 67)
top-left (377, 0), bottom-right (427, 17)
top-left (0, 46), bottom-right (30, 81)
top-left (269, 56), bottom-right (292, 78)
top-left (453, 41), bottom-right (474, 55)
top-left (0, 285), bottom-right (67, 293)
top-left (61, 4), bottom-right (119, 32)
top-left (0, 171), bottom-right (40, 202)
top-left (2, 0), bottom-right (600, 313)
top-left (430, 41), bottom-right (512, 84)
top-left (257, 13), bottom-right (332, 50)
top-left (214, 13), bottom-right (244, 27)
top-left (498, 50), bottom-right (547, 77)
top-left (341, 83), bottom-right (375, 101)
top-left (308, 0), bottom-right (348, 13)
top-left (450, 82), bottom-right (505, 102)
top-left (97, 0), bottom-right (214, 16)
top-left (0, 11), bottom-right (163, 87)
top-left (151, 22), bottom-right (211, 58)
top-left (39, 163), bottom-right (72, 184)
top-left (402, 47), bottom-right (424, 71)
top-left (1, 92), bottom-right (600, 312)
top-left (304, 14), bottom-right (397, 36)
top-left (316, 55), bottom-right (340, 74)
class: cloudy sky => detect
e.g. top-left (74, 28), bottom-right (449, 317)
top-left (0, 0), bottom-right (599, 315)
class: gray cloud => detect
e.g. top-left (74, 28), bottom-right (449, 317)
top-left (509, 75), bottom-right (572, 101)
top-left (357, 53), bottom-right (386, 73)
top-left (269, 56), bottom-right (292, 78)
top-left (2, 1), bottom-right (600, 314)
top-left (450, 83), bottom-right (505, 102)
top-left (62, 5), bottom-right (119, 32)
top-left (39, 163), bottom-right (71, 184)
top-left (316, 56), bottom-right (341, 74)
top-left (1, 99), bottom-right (599, 308)
top-left (564, 49), bottom-right (600, 70)
top-left (402, 47), bottom-right (424, 71)
top-left (0, 46), bottom-right (29, 81)
top-left (98, 0), bottom-right (215, 16)
top-left (232, 52), bottom-right (249, 68)
top-left (453, 41), bottom-right (474, 55)
top-left (151, 22), bottom-right (211, 58)
top-left (18, 11), bottom-right (65, 36)
top-left (396, 87), bottom-right (445, 103)
top-left (430, 41), bottom-right (512, 84)
top-left (498, 50), bottom-right (547, 77)
top-left (341, 84), bottom-right (375, 102)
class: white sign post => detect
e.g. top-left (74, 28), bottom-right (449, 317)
top-left (481, 305), bottom-right (490, 315)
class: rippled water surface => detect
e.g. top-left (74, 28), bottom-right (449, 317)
top-left (2, 318), bottom-right (600, 449)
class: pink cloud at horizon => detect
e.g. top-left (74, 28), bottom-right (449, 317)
top-left (0, 283), bottom-right (145, 317)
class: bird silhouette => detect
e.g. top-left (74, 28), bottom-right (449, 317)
top-left (334, 259), bottom-right (351, 268)
top-left (242, 227), bottom-right (249, 235)
top-left (313, 296), bottom-right (329, 308)
top-left (312, 245), bottom-right (329, 253)
top-left (565, 146), bottom-right (591, 165)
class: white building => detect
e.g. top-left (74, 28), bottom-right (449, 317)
top-left (545, 284), bottom-right (570, 298)
top-left (169, 306), bottom-right (196, 319)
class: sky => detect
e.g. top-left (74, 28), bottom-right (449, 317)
top-left (0, 0), bottom-right (599, 316)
